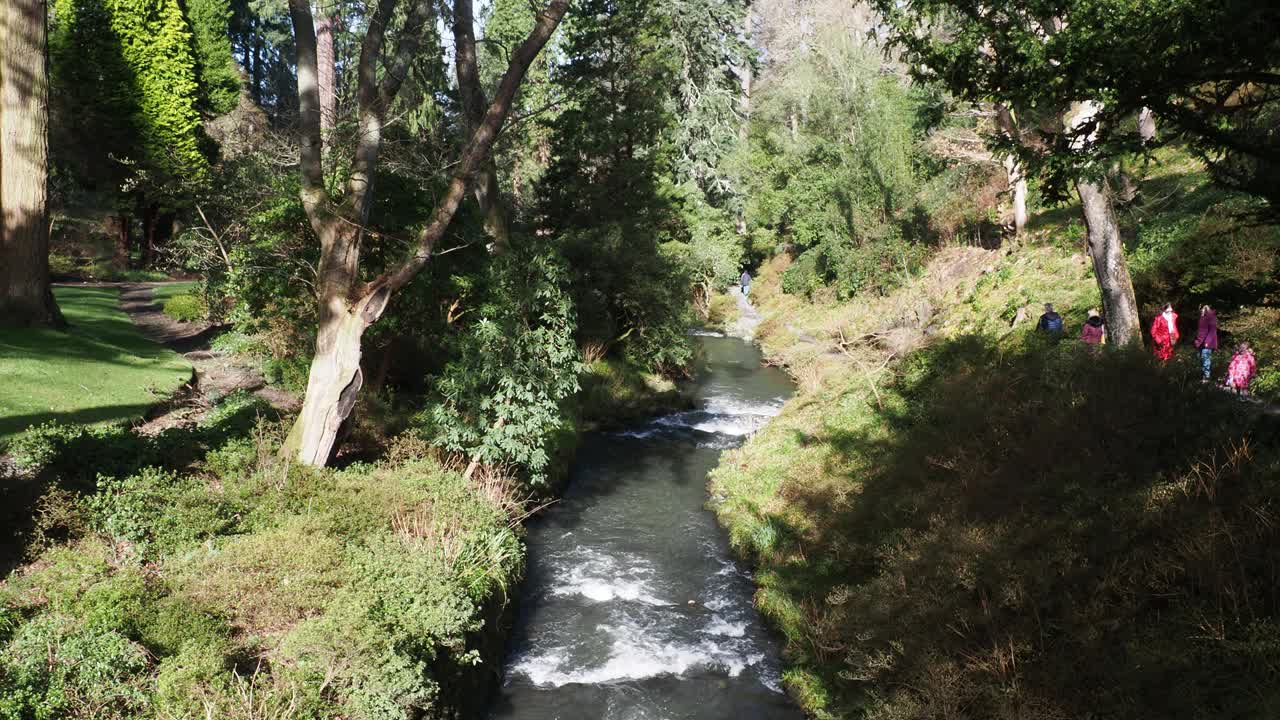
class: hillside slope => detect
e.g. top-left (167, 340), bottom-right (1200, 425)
top-left (710, 148), bottom-right (1280, 719)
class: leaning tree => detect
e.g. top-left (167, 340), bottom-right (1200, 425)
top-left (281, 0), bottom-right (569, 465)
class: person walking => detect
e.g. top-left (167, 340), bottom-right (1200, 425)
top-left (1193, 304), bottom-right (1219, 381)
top-left (1036, 303), bottom-right (1064, 336)
top-left (1150, 303), bottom-right (1179, 361)
top-left (1080, 308), bottom-right (1106, 345)
top-left (740, 269), bottom-right (751, 297)
top-left (1226, 342), bottom-right (1258, 398)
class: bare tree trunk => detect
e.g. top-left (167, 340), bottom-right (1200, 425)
top-left (453, 0), bottom-right (510, 250)
top-left (141, 202), bottom-right (158, 268)
top-left (1076, 177), bottom-right (1140, 346)
top-left (1137, 107), bottom-right (1156, 144)
top-left (736, 10), bottom-right (751, 235)
top-left (0, 0), bottom-right (62, 327)
top-left (281, 0), bottom-right (569, 466)
top-left (112, 214), bottom-right (132, 270)
top-left (315, 5), bottom-right (336, 150)
top-left (1064, 100), bottom-right (1140, 346)
top-left (994, 105), bottom-right (1027, 234)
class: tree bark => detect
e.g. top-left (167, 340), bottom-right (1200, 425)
top-left (315, 5), bottom-right (336, 150)
top-left (141, 202), bottom-right (158, 268)
top-left (1075, 177), bottom-right (1141, 346)
top-left (1064, 100), bottom-right (1140, 346)
top-left (453, 0), bottom-right (510, 250)
top-left (994, 104), bottom-right (1027, 234)
top-left (0, 0), bottom-right (62, 327)
top-left (113, 214), bottom-right (132, 270)
top-left (281, 0), bottom-right (569, 466)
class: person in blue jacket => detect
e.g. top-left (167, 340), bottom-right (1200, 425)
top-left (740, 270), bottom-right (751, 296)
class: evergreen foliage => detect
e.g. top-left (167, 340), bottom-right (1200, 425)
top-left (184, 0), bottom-right (241, 115)
top-left (49, 0), bottom-right (210, 204)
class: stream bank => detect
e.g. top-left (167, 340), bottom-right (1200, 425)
top-left (488, 334), bottom-right (801, 720)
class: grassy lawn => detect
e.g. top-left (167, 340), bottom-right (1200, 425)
top-left (147, 281), bottom-right (197, 305)
top-left (0, 286), bottom-right (191, 445)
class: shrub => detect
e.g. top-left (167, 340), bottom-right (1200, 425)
top-left (161, 292), bottom-right (207, 322)
top-left (86, 468), bottom-right (237, 558)
top-left (781, 250), bottom-right (823, 297)
top-left (0, 615), bottom-right (149, 720)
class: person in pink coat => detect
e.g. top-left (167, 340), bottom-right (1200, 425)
top-left (1226, 342), bottom-right (1257, 397)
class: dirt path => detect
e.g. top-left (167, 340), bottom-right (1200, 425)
top-left (727, 285), bottom-right (763, 340)
top-left (110, 282), bottom-right (298, 429)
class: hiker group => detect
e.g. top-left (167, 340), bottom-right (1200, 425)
top-left (1037, 302), bottom-right (1259, 397)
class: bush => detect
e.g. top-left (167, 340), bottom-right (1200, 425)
top-left (161, 292), bottom-right (207, 322)
top-left (781, 250), bottom-right (823, 297)
top-left (0, 616), bottom-right (149, 720)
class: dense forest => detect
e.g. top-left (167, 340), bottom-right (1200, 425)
top-left (0, 0), bottom-right (1278, 717)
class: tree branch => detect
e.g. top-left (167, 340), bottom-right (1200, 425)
top-left (383, 0), bottom-right (570, 293)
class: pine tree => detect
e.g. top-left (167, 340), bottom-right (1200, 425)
top-left (186, 0), bottom-right (242, 115)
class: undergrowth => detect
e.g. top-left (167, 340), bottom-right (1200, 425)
top-left (0, 416), bottom-right (525, 719)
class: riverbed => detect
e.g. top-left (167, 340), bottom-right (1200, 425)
top-left (489, 334), bottom-right (801, 720)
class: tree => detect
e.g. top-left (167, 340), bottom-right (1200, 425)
top-left (453, 0), bottom-right (510, 249)
top-left (186, 0), bottom-right (241, 115)
top-left (0, 0), bottom-right (63, 327)
top-left (280, 0), bottom-right (569, 466)
top-left (871, 1), bottom-right (1151, 344)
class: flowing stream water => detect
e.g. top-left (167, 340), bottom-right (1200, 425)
top-left (489, 333), bottom-right (802, 720)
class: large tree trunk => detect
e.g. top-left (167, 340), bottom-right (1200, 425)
top-left (1075, 177), bottom-right (1140, 346)
top-left (281, 282), bottom-right (390, 465)
top-left (0, 0), bottom-right (62, 327)
top-left (113, 214), bottom-right (132, 269)
top-left (140, 202), bottom-right (158, 268)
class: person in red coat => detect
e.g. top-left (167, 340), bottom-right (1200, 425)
top-left (1150, 303), bottom-right (1179, 361)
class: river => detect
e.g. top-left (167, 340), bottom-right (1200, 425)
top-left (488, 333), bottom-right (802, 720)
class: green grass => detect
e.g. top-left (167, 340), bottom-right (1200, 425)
top-left (0, 286), bottom-right (191, 445)
top-left (148, 281), bottom-right (197, 305)
top-left (576, 356), bottom-right (691, 430)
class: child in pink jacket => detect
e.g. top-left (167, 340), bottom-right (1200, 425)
top-left (1226, 343), bottom-right (1257, 397)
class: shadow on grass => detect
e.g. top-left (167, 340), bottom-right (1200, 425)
top-left (0, 396), bottom-right (284, 577)
top-left (750, 335), bottom-right (1280, 718)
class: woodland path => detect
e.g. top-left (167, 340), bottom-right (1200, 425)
top-left (59, 281), bottom-right (298, 430)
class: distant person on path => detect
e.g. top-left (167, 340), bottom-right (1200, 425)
top-left (1193, 304), bottom-right (1219, 381)
top-left (740, 270), bottom-right (751, 297)
top-left (1036, 303), bottom-right (1064, 336)
top-left (1150, 303), bottom-right (1179, 361)
top-left (1080, 308), bottom-right (1105, 345)
top-left (1227, 342), bottom-right (1257, 398)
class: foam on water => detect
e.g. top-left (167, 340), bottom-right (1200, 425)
top-left (547, 546), bottom-right (669, 606)
top-left (510, 623), bottom-right (766, 687)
